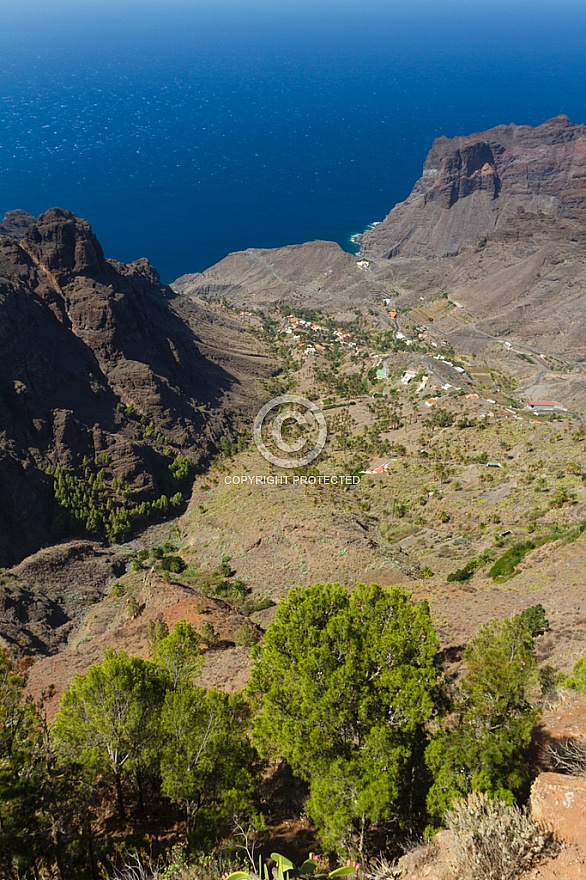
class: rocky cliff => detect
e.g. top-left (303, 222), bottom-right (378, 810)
top-left (359, 115), bottom-right (586, 259)
top-left (0, 209), bottom-right (36, 240)
top-left (0, 208), bottom-right (274, 566)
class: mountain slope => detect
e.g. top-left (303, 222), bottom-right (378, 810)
top-left (0, 208), bottom-right (274, 565)
top-left (359, 115), bottom-right (586, 259)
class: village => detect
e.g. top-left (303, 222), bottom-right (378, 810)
top-left (263, 306), bottom-right (569, 413)
top-left (237, 291), bottom-right (576, 478)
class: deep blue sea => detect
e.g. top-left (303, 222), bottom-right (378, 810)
top-left (1, 0), bottom-right (586, 283)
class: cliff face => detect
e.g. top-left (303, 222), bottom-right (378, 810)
top-left (0, 209), bottom-right (36, 240)
top-left (360, 115), bottom-right (586, 259)
top-left (0, 208), bottom-right (273, 566)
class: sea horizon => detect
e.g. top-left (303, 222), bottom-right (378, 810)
top-left (2, 0), bottom-right (586, 283)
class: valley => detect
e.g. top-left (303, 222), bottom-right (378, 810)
top-left (2, 115), bottom-right (586, 879)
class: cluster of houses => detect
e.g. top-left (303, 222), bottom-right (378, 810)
top-left (282, 314), bottom-right (370, 357)
top-left (273, 315), bottom-right (570, 424)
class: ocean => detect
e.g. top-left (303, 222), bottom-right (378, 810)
top-left (1, 0), bottom-right (586, 283)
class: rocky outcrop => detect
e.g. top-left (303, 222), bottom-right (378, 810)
top-left (0, 209), bottom-right (36, 240)
top-left (0, 209), bottom-right (274, 566)
top-left (0, 540), bottom-right (127, 657)
top-left (360, 115), bottom-right (586, 259)
top-left (531, 772), bottom-right (586, 851)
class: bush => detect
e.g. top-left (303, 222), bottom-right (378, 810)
top-left (234, 625), bottom-right (260, 647)
top-left (240, 596), bottom-right (275, 616)
top-left (562, 656), bottom-right (586, 693)
top-left (199, 622), bottom-right (219, 646)
top-left (426, 615), bottom-right (539, 821)
top-left (489, 542), bottom-right (535, 580)
top-left (447, 559), bottom-right (479, 583)
top-left (446, 792), bottom-right (549, 880)
top-left (127, 595), bottom-right (141, 619)
top-left (160, 555), bottom-right (186, 573)
top-left (148, 617), bottom-right (170, 650)
top-left (214, 578), bottom-right (248, 602)
top-left (519, 604), bottom-right (550, 636)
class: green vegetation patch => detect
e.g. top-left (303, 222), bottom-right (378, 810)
top-left (489, 521), bottom-right (586, 580)
top-left (48, 457), bottom-right (187, 543)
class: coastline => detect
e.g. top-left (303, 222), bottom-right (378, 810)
top-left (349, 220), bottom-right (382, 257)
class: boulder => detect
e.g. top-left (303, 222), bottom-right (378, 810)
top-left (531, 771), bottom-right (586, 850)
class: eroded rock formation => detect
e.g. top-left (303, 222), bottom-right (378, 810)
top-left (0, 208), bottom-right (273, 565)
top-left (360, 115), bottom-right (586, 259)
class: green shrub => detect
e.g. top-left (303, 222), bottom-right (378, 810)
top-left (127, 595), bottom-right (141, 619)
top-left (234, 625), bottom-right (260, 647)
top-left (519, 604), bottom-right (550, 636)
top-left (199, 623), bottom-right (219, 646)
top-left (489, 542), bottom-right (535, 580)
top-left (240, 596), bottom-right (276, 616)
top-left (160, 555), bottom-right (186, 574)
top-left (214, 578), bottom-right (248, 602)
top-left (217, 556), bottom-right (234, 578)
top-left (447, 559), bottom-right (479, 583)
top-left (426, 615), bottom-right (539, 822)
top-left (148, 617), bottom-right (170, 650)
top-left (562, 656), bottom-right (586, 693)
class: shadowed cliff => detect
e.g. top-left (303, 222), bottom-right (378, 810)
top-left (0, 208), bottom-right (274, 565)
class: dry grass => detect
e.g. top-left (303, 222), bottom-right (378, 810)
top-left (445, 792), bottom-right (551, 880)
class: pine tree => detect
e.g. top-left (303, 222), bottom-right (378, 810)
top-left (52, 651), bottom-right (165, 820)
top-left (426, 615), bottom-right (540, 824)
top-left (152, 620), bottom-right (202, 689)
top-left (160, 687), bottom-right (255, 839)
top-left (247, 582), bottom-right (439, 855)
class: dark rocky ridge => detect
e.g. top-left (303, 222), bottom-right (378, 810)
top-left (359, 115), bottom-right (586, 259)
top-left (0, 209), bottom-right (36, 240)
top-left (0, 208), bottom-right (274, 566)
